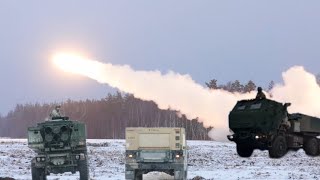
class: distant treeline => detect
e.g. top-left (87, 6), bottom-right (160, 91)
top-left (1, 76), bottom-right (319, 140)
top-left (206, 74), bottom-right (320, 93)
top-left (206, 79), bottom-right (275, 93)
top-left (0, 92), bottom-right (212, 140)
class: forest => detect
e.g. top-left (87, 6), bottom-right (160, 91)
top-left (0, 77), bottom-right (319, 140)
top-left (0, 92), bottom-right (211, 140)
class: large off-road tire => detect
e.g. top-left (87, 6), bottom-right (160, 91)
top-left (79, 159), bottom-right (89, 180)
top-left (269, 135), bottom-right (288, 158)
top-left (303, 137), bottom-right (320, 156)
top-left (125, 170), bottom-right (135, 180)
top-left (174, 170), bottom-right (187, 180)
top-left (31, 162), bottom-right (46, 180)
top-left (184, 170), bottom-right (187, 180)
top-left (135, 170), bottom-right (142, 180)
top-left (236, 143), bottom-right (254, 157)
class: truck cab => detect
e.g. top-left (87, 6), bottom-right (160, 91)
top-left (125, 127), bottom-right (187, 180)
top-left (228, 98), bottom-right (320, 158)
top-left (228, 98), bottom-right (290, 158)
top-left (28, 116), bottom-right (89, 180)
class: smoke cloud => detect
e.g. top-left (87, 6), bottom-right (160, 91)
top-left (54, 54), bottom-right (320, 141)
top-left (272, 66), bottom-right (320, 117)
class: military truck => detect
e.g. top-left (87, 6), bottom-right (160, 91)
top-left (28, 116), bottom-right (89, 180)
top-left (228, 98), bottom-right (320, 158)
top-left (125, 127), bottom-right (187, 180)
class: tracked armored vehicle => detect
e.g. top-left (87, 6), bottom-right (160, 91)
top-left (228, 98), bottom-right (320, 158)
top-left (125, 127), bottom-right (187, 180)
top-left (28, 116), bottom-right (89, 180)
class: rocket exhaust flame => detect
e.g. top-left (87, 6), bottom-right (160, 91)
top-left (53, 53), bottom-right (320, 141)
top-left (53, 53), bottom-right (103, 78)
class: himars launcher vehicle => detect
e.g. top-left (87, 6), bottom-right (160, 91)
top-left (28, 116), bottom-right (89, 180)
top-left (125, 127), bottom-right (188, 180)
top-left (228, 98), bottom-right (320, 158)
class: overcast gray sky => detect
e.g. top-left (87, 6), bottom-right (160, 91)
top-left (0, 1), bottom-right (319, 114)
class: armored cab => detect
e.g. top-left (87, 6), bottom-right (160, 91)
top-left (125, 127), bottom-right (187, 180)
top-left (228, 98), bottom-right (320, 158)
top-left (28, 116), bottom-right (89, 180)
top-left (229, 99), bottom-right (288, 134)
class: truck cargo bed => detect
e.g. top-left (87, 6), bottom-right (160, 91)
top-left (289, 113), bottom-right (320, 133)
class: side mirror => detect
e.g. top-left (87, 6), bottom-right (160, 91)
top-left (284, 103), bottom-right (291, 108)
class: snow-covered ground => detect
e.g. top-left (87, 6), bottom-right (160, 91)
top-left (0, 139), bottom-right (320, 180)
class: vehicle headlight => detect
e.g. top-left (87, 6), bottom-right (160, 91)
top-left (227, 135), bottom-right (234, 141)
top-left (255, 135), bottom-right (260, 139)
top-left (41, 157), bottom-right (46, 162)
top-left (75, 153), bottom-right (86, 160)
top-left (78, 141), bottom-right (86, 146)
top-left (36, 157), bottom-right (41, 162)
top-left (175, 154), bottom-right (180, 159)
top-left (127, 153), bottom-right (136, 159)
top-left (79, 153), bottom-right (86, 160)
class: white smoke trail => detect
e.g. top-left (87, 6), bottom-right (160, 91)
top-left (53, 54), bottom-right (320, 141)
